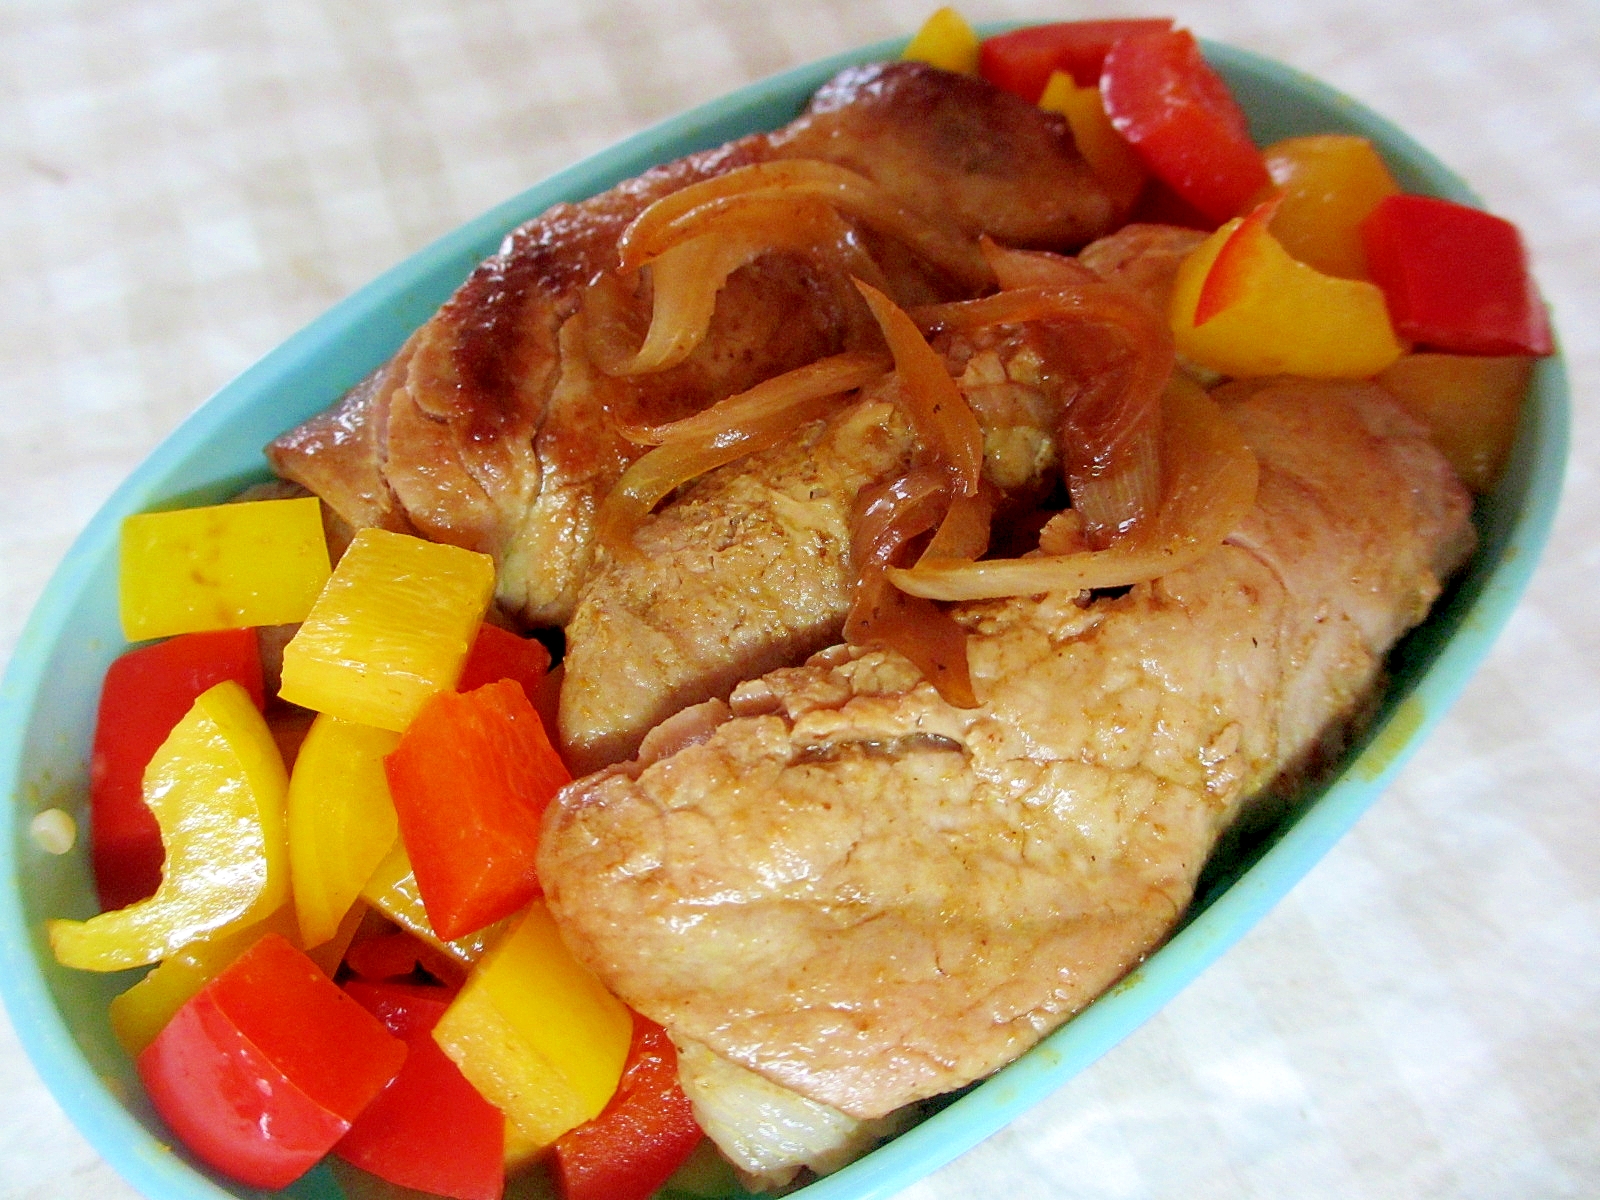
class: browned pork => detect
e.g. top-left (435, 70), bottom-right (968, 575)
top-left (558, 225), bottom-right (1199, 773)
top-left (537, 377), bottom-right (1474, 1121)
top-left (265, 62), bottom-right (1118, 626)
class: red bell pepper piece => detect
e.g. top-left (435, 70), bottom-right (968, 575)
top-left (136, 932), bottom-right (406, 1190)
top-left (344, 927), bottom-right (466, 988)
top-left (457, 622), bottom-right (553, 695)
top-left (1361, 193), bottom-right (1554, 356)
top-left (336, 981), bottom-right (505, 1200)
top-left (553, 1014), bottom-right (703, 1200)
top-left (384, 679), bottom-right (571, 942)
top-left (978, 18), bottom-right (1173, 102)
top-left (1101, 28), bottom-right (1269, 224)
top-left (457, 621), bottom-right (562, 736)
top-left (89, 627), bottom-right (264, 910)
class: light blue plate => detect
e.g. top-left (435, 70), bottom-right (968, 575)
top-left (0, 29), bottom-right (1568, 1200)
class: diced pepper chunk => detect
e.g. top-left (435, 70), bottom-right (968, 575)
top-left (1101, 28), bottom-right (1269, 224)
top-left (459, 622), bottom-right (563, 744)
top-left (359, 839), bottom-right (507, 968)
top-left (554, 1015), bottom-right (703, 1200)
top-left (1037, 70), bottom-right (1145, 211)
top-left (1263, 134), bottom-right (1400, 279)
top-left (1361, 193), bottom-right (1554, 356)
top-left (107, 897), bottom-right (362, 1058)
top-left (458, 623), bottom-right (554, 700)
top-left (1378, 353), bottom-right (1535, 492)
top-left (902, 7), bottom-right (980, 75)
top-left (337, 981), bottom-right (505, 1200)
top-left (1171, 198), bottom-right (1405, 378)
top-left (49, 680), bottom-right (289, 972)
top-left (433, 903), bottom-right (632, 1159)
top-left (89, 627), bottom-right (264, 911)
top-left (278, 528), bottom-right (497, 732)
top-left (137, 932), bottom-right (407, 1190)
top-left (343, 926), bottom-right (467, 987)
top-left (287, 713), bottom-right (402, 948)
top-left (385, 679), bottom-right (570, 943)
top-left (979, 18), bottom-right (1174, 101)
top-left (109, 902), bottom-right (300, 1057)
top-left (119, 496), bottom-right (330, 641)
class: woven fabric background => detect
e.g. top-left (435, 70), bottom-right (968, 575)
top-left (2, 1), bottom-right (1596, 1197)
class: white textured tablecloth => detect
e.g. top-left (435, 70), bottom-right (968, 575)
top-left (3, 2), bottom-right (1596, 1197)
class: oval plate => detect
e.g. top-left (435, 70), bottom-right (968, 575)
top-left (0, 30), bottom-right (1569, 1200)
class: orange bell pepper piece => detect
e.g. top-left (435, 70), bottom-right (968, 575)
top-left (1379, 353), bottom-right (1535, 493)
top-left (1263, 134), bottom-right (1401, 279)
top-left (385, 679), bottom-right (570, 943)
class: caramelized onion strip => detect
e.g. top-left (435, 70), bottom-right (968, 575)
top-left (918, 484), bottom-right (994, 566)
top-left (594, 198), bottom-right (893, 377)
top-left (913, 266), bottom-right (1174, 545)
top-left (887, 374), bottom-right (1258, 601)
top-left (616, 160), bottom-right (994, 289)
top-left (595, 361), bottom-right (874, 555)
top-left (622, 351), bottom-right (889, 446)
top-left (982, 240), bottom-right (1103, 291)
top-left (846, 468), bottom-right (978, 708)
top-left (856, 279), bottom-right (984, 497)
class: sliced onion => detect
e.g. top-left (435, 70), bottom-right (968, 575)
top-left (887, 374), bottom-right (1258, 601)
top-left (621, 235), bottom-right (762, 375)
top-left (616, 159), bottom-right (994, 289)
top-left (846, 468), bottom-right (978, 708)
top-left (581, 269), bottom-right (650, 376)
top-left (856, 279), bottom-right (984, 497)
top-left (591, 197), bottom-right (893, 378)
top-left (918, 483), bottom-right (994, 565)
top-left (594, 358), bottom-right (876, 554)
top-left (981, 238), bottom-right (1102, 290)
top-left (673, 1038), bottom-right (915, 1193)
top-left (623, 351), bottom-right (889, 446)
top-left (912, 265), bottom-right (1174, 546)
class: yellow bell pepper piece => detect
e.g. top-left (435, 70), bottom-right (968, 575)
top-left (108, 900), bottom-right (363, 1056)
top-left (1379, 353), bottom-right (1534, 493)
top-left (109, 903), bottom-right (294, 1056)
top-left (1170, 199), bottom-right (1406, 379)
top-left (287, 713), bottom-right (401, 948)
top-left (901, 7), bottom-right (980, 75)
top-left (49, 680), bottom-right (289, 971)
top-left (1264, 134), bottom-right (1401, 280)
top-left (360, 839), bottom-right (505, 967)
top-left (433, 902), bottom-right (632, 1156)
top-left (278, 528), bottom-right (496, 732)
top-left (1038, 71), bottom-right (1146, 211)
top-left (118, 496), bottom-right (331, 642)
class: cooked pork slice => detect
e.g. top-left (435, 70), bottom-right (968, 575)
top-left (557, 325), bottom-right (1075, 774)
top-left (538, 377), bottom-right (1473, 1120)
top-left (559, 394), bottom-right (915, 775)
top-left (266, 62), bottom-right (1117, 625)
top-left (557, 224), bottom-right (1205, 772)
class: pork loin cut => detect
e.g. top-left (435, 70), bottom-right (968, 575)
top-left (266, 62), bottom-right (1117, 626)
top-left (537, 377), bottom-right (1474, 1120)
